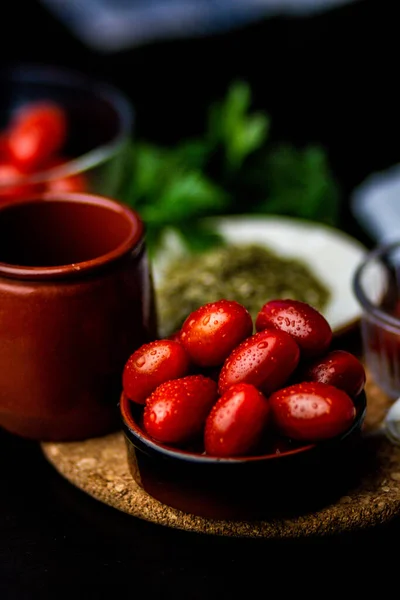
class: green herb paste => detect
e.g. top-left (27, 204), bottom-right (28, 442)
top-left (156, 244), bottom-right (331, 336)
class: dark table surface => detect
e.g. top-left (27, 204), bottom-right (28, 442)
top-left (2, 1), bottom-right (400, 597)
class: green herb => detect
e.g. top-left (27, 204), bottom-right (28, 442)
top-left (206, 80), bottom-right (270, 174)
top-left (118, 82), bottom-right (340, 255)
top-left (258, 144), bottom-right (340, 224)
top-left (156, 243), bottom-right (331, 337)
top-left (119, 142), bottom-right (228, 253)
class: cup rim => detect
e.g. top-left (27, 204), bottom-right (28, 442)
top-left (353, 240), bottom-right (400, 331)
top-left (0, 63), bottom-right (134, 185)
top-left (0, 192), bottom-right (144, 280)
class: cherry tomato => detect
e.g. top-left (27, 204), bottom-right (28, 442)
top-left (143, 375), bottom-right (219, 444)
top-left (204, 383), bottom-right (270, 457)
top-left (122, 339), bottom-right (191, 405)
top-left (167, 330), bottom-right (182, 341)
top-left (0, 162), bottom-right (42, 204)
top-left (255, 299), bottom-right (332, 358)
top-left (179, 299), bottom-right (253, 367)
top-left (269, 381), bottom-right (356, 442)
top-left (6, 101), bottom-right (67, 171)
top-left (299, 349), bottom-right (366, 397)
top-left (45, 173), bottom-right (88, 193)
top-left (42, 156), bottom-right (88, 193)
top-left (218, 329), bottom-right (300, 396)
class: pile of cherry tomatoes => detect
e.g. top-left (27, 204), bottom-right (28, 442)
top-left (0, 100), bottom-right (87, 204)
top-left (122, 298), bottom-right (366, 458)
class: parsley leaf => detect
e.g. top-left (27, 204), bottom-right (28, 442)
top-left (118, 81), bottom-right (340, 255)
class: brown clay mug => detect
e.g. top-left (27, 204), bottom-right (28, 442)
top-left (0, 192), bottom-right (157, 441)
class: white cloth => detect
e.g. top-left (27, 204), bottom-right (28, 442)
top-left (40, 0), bottom-right (359, 52)
top-left (351, 164), bottom-right (400, 245)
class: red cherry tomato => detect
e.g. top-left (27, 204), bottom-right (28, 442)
top-left (41, 156), bottom-right (88, 193)
top-left (6, 101), bottom-right (67, 171)
top-left (179, 299), bottom-right (253, 367)
top-left (167, 331), bottom-right (182, 342)
top-left (255, 299), bottom-right (332, 358)
top-left (269, 381), bottom-right (356, 442)
top-left (204, 383), bottom-right (270, 457)
top-left (143, 375), bottom-right (219, 444)
top-left (45, 173), bottom-right (88, 193)
top-left (218, 329), bottom-right (300, 396)
top-left (0, 162), bottom-right (42, 204)
top-left (299, 349), bottom-right (366, 398)
top-left (122, 339), bottom-right (191, 405)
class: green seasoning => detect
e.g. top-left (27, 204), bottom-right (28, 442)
top-left (156, 243), bottom-right (331, 336)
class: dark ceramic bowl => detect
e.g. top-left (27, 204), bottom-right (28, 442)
top-left (120, 390), bottom-right (367, 520)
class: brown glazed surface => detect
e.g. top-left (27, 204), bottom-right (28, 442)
top-left (0, 193), bottom-right (157, 441)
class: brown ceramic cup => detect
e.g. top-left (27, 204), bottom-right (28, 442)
top-left (0, 192), bottom-right (157, 441)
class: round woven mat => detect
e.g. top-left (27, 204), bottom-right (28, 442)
top-left (41, 376), bottom-right (400, 539)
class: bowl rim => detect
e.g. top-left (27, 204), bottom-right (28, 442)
top-left (120, 388), bottom-right (367, 465)
top-left (0, 63), bottom-right (134, 186)
top-left (0, 192), bottom-right (144, 280)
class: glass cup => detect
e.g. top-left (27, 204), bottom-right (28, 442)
top-left (353, 240), bottom-right (400, 399)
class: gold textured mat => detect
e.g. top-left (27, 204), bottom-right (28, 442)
top-left (41, 376), bottom-right (400, 539)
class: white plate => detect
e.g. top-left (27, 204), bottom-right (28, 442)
top-left (152, 215), bottom-right (367, 335)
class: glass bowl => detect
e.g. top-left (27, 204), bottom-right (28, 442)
top-left (0, 64), bottom-right (133, 204)
top-left (353, 240), bottom-right (400, 399)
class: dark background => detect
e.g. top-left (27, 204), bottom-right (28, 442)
top-left (1, 1), bottom-right (399, 598)
top-left (2, 0), bottom-right (398, 245)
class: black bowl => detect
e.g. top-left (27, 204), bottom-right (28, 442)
top-left (120, 390), bottom-right (367, 521)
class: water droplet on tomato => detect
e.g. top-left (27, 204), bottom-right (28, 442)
top-left (257, 342), bottom-right (268, 349)
top-left (136, 356), bottom-right (146, 368)
top-left (203, 315), bottom-right (211, 325)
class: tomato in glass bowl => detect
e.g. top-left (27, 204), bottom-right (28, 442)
top-left (0, 64), bottom-right (133, 205)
